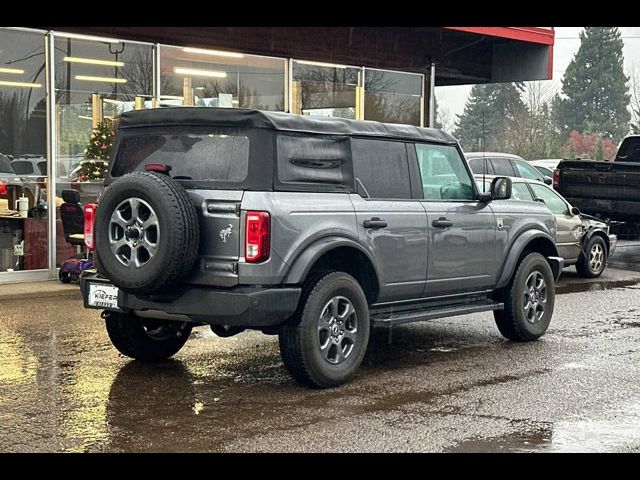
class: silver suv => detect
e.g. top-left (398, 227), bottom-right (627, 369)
top-left (81, 108), bottom-right (563, 388)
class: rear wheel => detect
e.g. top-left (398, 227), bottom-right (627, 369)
top-left (576, 236), bottom-right (607, 278)
top-left (494, 252), bottom-right (555, 342)
top-left (105, 312), bottom-right (192, 362)
top-left (279, 272), bottom-right (370, 388)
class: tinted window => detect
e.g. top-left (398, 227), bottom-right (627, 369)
top-left (512, 183), bottom-right (535, 201)
top-left (616, 137), bottom-right (640, 162)
top-left (352, 139), bottom-right (411, 199)
top-left (491, 158), bottom-right (516, 176)
top-left (0, 155), bottom-right (13, 174)
top-left (468, 157), bottom-right (494, 175)
top-left (514, 159), bottom-right (545, 182)
top-left (417, 144), bottom-right (474, 201)
top-left (278, 134), bottom-right (349, 186)
top-left (113, 132), bottom-right (249, 183)
top-left (11, 161), bottom-right (35, 175)
top-left (37, 161), bottom-right (48, 175)
top-left (530, 184), bottom-right (569, 215)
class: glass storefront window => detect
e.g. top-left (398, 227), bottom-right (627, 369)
top-left (160, 46), bottom-right (285, 111)
top-left (364, 68), bottom-right (423, 126)
top-left (0, 28), bottom-right (48, 273)
top-left (53, 35), bottom-right (154, 268)
top-left (292, 61), bottom-right (361, 120)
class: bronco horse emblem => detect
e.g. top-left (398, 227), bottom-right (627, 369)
top-left (219, 224), bottom-right (234, 244)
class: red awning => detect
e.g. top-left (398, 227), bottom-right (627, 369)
top-left (445, 27), bottom-right (555, 46)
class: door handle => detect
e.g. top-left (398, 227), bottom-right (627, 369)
top-left (363, 218), bottom-right (388, 230)
top-left (432, 218), bottom-right (453, 229)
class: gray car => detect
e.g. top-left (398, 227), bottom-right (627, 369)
top-left (467, 152), bottom-right (554, 186)
top-left (477, 176), bottom-right (617, 278)
top-left (81, 108), bottom-right (563, 388)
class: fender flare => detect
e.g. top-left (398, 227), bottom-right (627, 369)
top-left (284, 236), bottom-right (381, 289)
top-left (582, 228), bottom-right (610, 254)
top-left (496, 230), bottom-right (559, 289)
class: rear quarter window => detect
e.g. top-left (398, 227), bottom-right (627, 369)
top-left (276, 133), bottom-right (352, 192)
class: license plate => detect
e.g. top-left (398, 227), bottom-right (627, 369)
top-left (87, 283), bottom-right (121, 310)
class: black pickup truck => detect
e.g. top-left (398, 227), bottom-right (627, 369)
top-left (557, 136), bottom-right (640, 231)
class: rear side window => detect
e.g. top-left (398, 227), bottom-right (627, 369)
top-left (616, 137), bottom-right (640, 162)
top-left (468, 157), bottom-right (494, 175)
top-left (491, 158), bottom-right (516, 177)
top-left (113, 132), bottom-right (249, 183)
top-left (512, 183), bottom-right (535, 201)
top-left (352, 139), bottom-right (411, 199)
top-left (277, 134), bottom-right (350, 189)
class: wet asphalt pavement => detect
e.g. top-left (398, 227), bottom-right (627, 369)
top-left (2, 255), bottom-right (640, 452)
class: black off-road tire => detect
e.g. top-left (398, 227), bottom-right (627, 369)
top-left (494, 252), bottom-right (555, 342)
top-left (95, 172), bottom-right (200, 295)
top-left (576, 236), bottom-right (608, 278)
top-left (105, 312), bottom-right (192, 362)
top-left (279, 272), bottom-right (370, 389)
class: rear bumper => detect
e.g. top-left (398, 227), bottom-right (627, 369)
top-left (80, 272), bottom-right (301, 328)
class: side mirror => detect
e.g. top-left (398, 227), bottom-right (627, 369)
top-left (491, 177), bottom-right (512, 201)
top-left (571, 206), bottom-right (581, 216)
top-left (544, 176), bottom-right (553, 186)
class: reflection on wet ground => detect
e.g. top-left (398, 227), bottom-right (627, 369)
top-left (2, 272), bottom-right (640, 452)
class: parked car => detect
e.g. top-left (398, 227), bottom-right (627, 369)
top-left (11, 157), bottom-right (47, 178)
top-left (81, 108), bottom-right (563, 389)
top-left (0, 154), bottom-right (39, 206)
top-left (466, 152), bottom-right (553, 186)
top-left (0, 153), bottom-right (13, 198)
top-left (477, 175), bottom-right (617, 278)
top-left (530, 159), bottom-right (563, 189)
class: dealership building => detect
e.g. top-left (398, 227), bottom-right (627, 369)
top-left (0, 26), bottom-right (555, 284)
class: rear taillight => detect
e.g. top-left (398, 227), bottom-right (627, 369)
top-left (84, 204), bottom-right (97, 251)
top-left (245, 211), bottom-right (270, 263)
top-left (0, 180), bottom-right (6, 197)
top-left (552, 169), bottom-right (559, 190)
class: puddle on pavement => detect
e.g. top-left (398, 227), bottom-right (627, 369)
top-left (556, 279), bottom-right (640, 295)
top-left (447, 403), bottom-right (640, 453)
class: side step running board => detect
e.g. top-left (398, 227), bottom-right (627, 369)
top-left (370, 300), bottom-right (504, 328)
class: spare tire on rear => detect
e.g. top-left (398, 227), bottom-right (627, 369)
top-left (95, 172), bottom-right (200, 296)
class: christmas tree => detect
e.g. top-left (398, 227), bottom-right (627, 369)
top-left (73, 119), bottom-right (116, 182)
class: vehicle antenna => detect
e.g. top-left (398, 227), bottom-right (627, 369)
top-left (482, 112), bottom-right (487, 192)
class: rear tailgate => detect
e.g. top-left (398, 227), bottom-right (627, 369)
top-left (187, 189), bottom-right (243, 288)
top-left (559, 160), bottom-right (640, 218)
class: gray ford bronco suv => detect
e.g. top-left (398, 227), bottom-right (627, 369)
top-left (81, 108), bottom-right (563, 388)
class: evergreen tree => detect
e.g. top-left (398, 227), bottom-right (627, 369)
top-left (453, 82), bottom-right (525, 152)
top-left (554, 27), bottom-right (630, 142)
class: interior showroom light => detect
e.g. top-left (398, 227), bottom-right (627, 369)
top-left (0, 80), bottom-right (41, 88)
top-left (75, 75), bottom-right (128, 84)
top-left (296, 60), bottom-right (349, 69)
top-left (174, 67), bottom-right (227, 78)
top-left (0, 67), bottom-right (25, 74)
top-left (64, 56), bottom-right (125, 67)
top-left (183, 47), bottom-right (244, 58)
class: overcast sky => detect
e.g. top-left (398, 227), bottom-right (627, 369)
top-left (436, 27), bottom-right (640, 126)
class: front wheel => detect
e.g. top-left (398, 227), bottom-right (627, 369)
top-left (105, 312), bottom-right (192, 362)
top-left (576, 236), bottom-right (607, 278)
top-left (279, 272), bottom-right (370, 388)
top-left (494, 253), bottom-right (555, 342)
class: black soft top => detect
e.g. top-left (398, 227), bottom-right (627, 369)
top-left (118, 107), bottom-right (457, 145)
